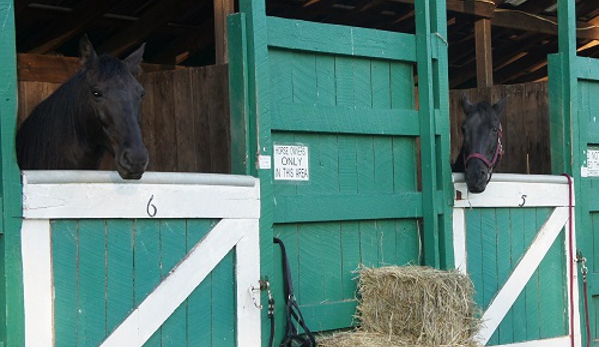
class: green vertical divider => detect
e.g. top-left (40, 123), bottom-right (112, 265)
top-left (230, 0), bottom-right (275, 344)
top-left (551, 1), bottom-right (588, 345)
top-left (0, 1), bottom-right (24, 346)
top-left (414, 0), bottom-right (453, 268)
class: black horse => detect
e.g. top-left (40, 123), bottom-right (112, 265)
top-left (452, 94), bottom-right (505, 193)
top-left (16, 36), bottom-right (149, 179)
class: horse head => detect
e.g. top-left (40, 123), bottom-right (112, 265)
top-left (79, 36), bottom-right (149, 179)
top-left (454, 94), bottom-right (505, 193)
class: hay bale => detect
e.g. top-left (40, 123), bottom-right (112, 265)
top-left (354, 265), bottom-right (481, 346)
top-left (318, 330), bottom-right (481, 347)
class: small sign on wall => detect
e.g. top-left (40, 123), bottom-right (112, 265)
top-left (273, 144), bottom-right (309, 181)
top-left (587, 146), bottom-right (599, 177)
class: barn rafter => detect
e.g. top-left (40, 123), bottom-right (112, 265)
top-left (12, 0), bottom-right (599, 88)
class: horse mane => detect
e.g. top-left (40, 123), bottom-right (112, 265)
top-left (17, 54), bottom-right (129, 170)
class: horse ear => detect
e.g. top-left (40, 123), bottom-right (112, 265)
top-left (461, 94), bottom-right (475, 114)
top-left (493, 98), bottom-right (507, 116)
top-left (124, 43), bottom-right (146, 76)
top-left (79, 35), bottom-right (97, 66)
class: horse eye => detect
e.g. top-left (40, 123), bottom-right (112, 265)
top-left (92, 90), bottom-right (103, 98)
top-left (140, 90), bottom-right (146, 99)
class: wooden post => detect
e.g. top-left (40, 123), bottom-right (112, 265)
top-left (0, 1), bottom-right (25, 346)
top-left (214, 0), bottom-right (235, 64)
top-left (475, 18), bottom-right (494, 88)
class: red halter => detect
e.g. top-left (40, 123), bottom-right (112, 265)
top-left (464, 124), bottom-right (504, 182)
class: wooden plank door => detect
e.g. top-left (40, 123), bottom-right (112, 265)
top-left (453, 174), bottom-right (580, 346)
top-left (228, 0), bottom-right (454, 340)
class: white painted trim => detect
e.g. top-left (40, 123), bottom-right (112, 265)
top-left (492, 336), bottom-right (572, 347)
top-left (476, 207), bottom-right (569, 344)
top-left (22, 170), bottom-right (257, 187)
top-left (23, 180), bottom-right (260, 219)
top-left (452, 208), bottom-right (467, 274)
top-left (453, 173), bottom-right (570, 185)
top-left (100, 218), bottom-right (261, 347)
top-left (454, 181), bottom-right (571, 208)
top-left (235, 220), bottom-right (261, 347)
top-left (21, 219), bottom-right (54, 347)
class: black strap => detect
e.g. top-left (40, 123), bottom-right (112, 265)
top-left (274, 237), bottom-right (317, 347)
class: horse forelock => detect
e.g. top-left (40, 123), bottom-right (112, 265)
top-left (87, 54), bottom-right (132, 81)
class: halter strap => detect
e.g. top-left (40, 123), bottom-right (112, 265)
top-left (464, 124), bottom-right (504, 182)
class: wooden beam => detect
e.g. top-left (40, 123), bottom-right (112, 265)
top-left (17, 53), bottom-right (181, 83)
top-left (214, 0), bottom-right (235, 64)
top-left (99, 0), bottom-right (193, 57)
top-left (390, 0), bottom-right (496, 18)
top-left (475, 18), bottom-right (493, 87)
top-left (493, 10), bottom-right (599, 40)
top-left (27, 0), bottom-right (121, 54)
top-left (151, 20), bottom-right (214, 65)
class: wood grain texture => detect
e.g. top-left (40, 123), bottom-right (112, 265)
top-left (18, 65), bottom-right (231, 173)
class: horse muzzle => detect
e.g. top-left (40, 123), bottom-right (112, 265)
top-left (465, 161), bottom-right (491, 193)
top-left (116, 147), bottom-right (149, 179)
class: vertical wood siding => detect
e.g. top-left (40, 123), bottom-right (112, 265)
top-left (268, 40), bottom-right (422, 332)
top-left (450, 82), bottom-right (551, 174)
top-left (17, 65), bottom-right (231, 174)
top-left (51, 218), bottom-right (236, 347)
top-left (465, 207), bottom-right (567, 345)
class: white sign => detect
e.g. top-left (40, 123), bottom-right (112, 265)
top-left (587, 147), bottom-right (599, 177)
top-left (273, 144), bottom-right (309, 181)
top-left (258, 155), bottom-right (271, 169)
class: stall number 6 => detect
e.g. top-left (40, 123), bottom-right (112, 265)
top-left (147, 195), bottom-right (158, 217)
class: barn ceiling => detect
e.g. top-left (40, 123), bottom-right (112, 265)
top-left (13, 0), bottom-right (599, 88)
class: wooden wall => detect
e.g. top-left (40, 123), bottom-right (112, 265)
top-left (17, 53), bottom-right (550, 176)
top-left (17, 57), bottom-right (230, 174)
top-left (450, 82), bottom-right (551, 174)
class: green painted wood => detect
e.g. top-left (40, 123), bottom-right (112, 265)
top-left (52, 220), bottom-right (79, 347)
top-left (227, 14), bottom-right (252, 176)
top-left (211, 252), bottom-right (235, 347)
top-left (270, 104), bottom-right (419, 135)
top-left (291, 53), bottom-right (317, 104)
top-left (160, 220), bottom-right (188, 347)
top-left (299, 301), bottom-right (357, 332)
top-left (234, 1), bottom-right (275, 343)
top-left (466, 209), bottom-right (484, 307)
top-left (315, 55), bottom-right (336, 105)
top-left (538, 234), bottom-right (567, 339)
top-left (340, 222), bottom-right (361, 295)
top-left (480, 210), bottom-right (498, 320)
top-left (0, 2), bottom-right (24, 346)
top-left (550, 3), bottom-right (592, 342)
top-left (106, 220), bottom-right (134, 334)
top-left (395, 220), bottom-right (420, 264)
top-left (186, 219), bottom-right (216, 346)
top-left (509, 208), bottom-right (528, 343)
top-left (77, 220), bottom-right (108, 345)
top-left (266, 17), bottom-right (417, 62)
top-left (299, 223), bottom-right (343, 306)
top-left (495, 209), bottom-right (513, 344)
top-left (135, 219), bottom-right (162, 346)
top-left (234, 0), bottom-right (452, 337)
top-left (378, 220), bottom-right (396, 265)
top-left (415, 0), bottom-right (440, 267)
